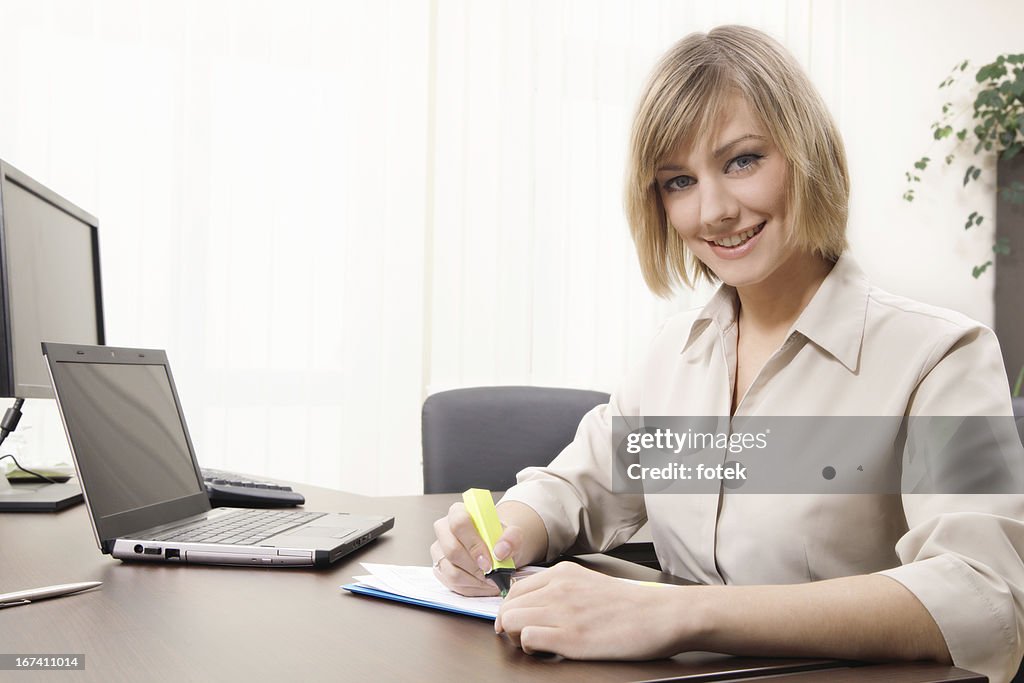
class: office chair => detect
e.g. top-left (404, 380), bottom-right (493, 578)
top-left (421, 386), bottom-right (609, 494)
top-left (421, 386), bottom-right (661, 570)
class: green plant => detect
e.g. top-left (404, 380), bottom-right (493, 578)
top-left (906, 55), bottom-right (1024, 398)
top-left (904, 54), bottom-right (1024, 279)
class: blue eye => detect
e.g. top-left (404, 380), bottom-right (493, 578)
top-left (728, 153), bottom-right (764, 172)
top-left (663, 176), bottom-right (695, 192)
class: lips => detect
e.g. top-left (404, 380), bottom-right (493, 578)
top-left (708, 221), bottom-right (766, 248)
top-left (705, 221), bottom-right (766, 260)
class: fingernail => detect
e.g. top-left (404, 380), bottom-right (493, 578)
top-left (493, 541), bottom-right (510, 559)
top-left (476, 555), bottom-right (491, 572)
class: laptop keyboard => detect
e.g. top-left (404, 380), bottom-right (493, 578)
top-left (149, 509), bottom-right (329, 545)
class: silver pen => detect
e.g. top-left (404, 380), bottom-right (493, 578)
top-left (0, 581), bottom-right (102, 608)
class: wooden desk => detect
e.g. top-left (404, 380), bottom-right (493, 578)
top-left (0, 487), bottom-right (984, 682)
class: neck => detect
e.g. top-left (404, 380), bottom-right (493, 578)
top-left (734, 252), bottom-right (834, 335)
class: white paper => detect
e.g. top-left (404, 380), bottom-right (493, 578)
top-left (347, 563), bottom-right (545, 618)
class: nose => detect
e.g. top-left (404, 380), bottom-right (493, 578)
top-left (699, 177), bottom-right (739, 230)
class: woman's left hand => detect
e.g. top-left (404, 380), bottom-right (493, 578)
top-left (494, 561), bottom-right (695, 660)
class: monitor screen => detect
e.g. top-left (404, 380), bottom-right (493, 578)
top-left (0, 163), bottom-right (104, 398)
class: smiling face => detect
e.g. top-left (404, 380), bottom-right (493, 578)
top-left (655, 96), bottom-right (802, 290)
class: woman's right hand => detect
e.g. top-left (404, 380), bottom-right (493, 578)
top-left (430, 502), bottom-right (524, 596)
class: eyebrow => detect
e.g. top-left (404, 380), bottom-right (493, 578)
top-left (713, 133), bottom-right (767, 158)
top-left (656, 134), bottom-right (768, 172)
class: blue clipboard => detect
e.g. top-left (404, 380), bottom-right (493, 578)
top-left (341, 583), bottom-right (496, 621)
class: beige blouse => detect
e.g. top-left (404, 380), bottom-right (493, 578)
top-left (500, 254), bottom-right (1024, 683)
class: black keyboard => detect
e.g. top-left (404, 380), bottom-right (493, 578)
top-left (149, 509), bottom-right (327, 545)
top-left (200, 468), bottom-right (306, 508)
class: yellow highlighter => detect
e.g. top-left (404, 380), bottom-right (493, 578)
top-left (462, 488), bottom-right (516, 597)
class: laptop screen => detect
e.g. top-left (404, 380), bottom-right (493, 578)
top-left (50, 360), bottom-right (205, 521)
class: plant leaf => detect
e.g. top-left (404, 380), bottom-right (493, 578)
top-left (976, 62), bottom-right (1007, 83)
top-left (1012, 77), bottom-right (1024, 98)
top-left (974, 89), bottom-right (1005, 109)
top-left (972, 261), bottom-right (993, 278)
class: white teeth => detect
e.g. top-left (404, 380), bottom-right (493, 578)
top-left (713, 223), bottom-right (764, 248)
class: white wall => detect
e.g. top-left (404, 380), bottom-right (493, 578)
top-left (842, 0), bottom-right (1024, 323)
top-left (0, 0), bottom-right (1019, 495)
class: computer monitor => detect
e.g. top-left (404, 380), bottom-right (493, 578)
top-left (0, 161), bottom-right (105, 399)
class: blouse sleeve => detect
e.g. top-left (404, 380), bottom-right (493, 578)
top-left (497, 333), bottom-right (654, 562)
top-left (875, 325), bottom-right (1024, 683)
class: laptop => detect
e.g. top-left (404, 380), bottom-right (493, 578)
top-left (41, 342), bottom-right (394, 568)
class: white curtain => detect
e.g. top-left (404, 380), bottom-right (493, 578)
top-left (426, 0), bottom-right (843, 396)
top-left (0, 0), bottom-right (841, 495)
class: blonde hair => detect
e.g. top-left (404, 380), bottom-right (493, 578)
top-left (625, 25), bottom-right (849, 295)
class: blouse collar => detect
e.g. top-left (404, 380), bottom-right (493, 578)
top-left (683, 252), bottom-right (870, 373)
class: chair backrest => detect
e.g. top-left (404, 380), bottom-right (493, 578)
top-left (421, 386), bottom-right (610, 494)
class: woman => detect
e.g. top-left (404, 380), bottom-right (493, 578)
top-left (430, 25), bottom-right (1024, 683)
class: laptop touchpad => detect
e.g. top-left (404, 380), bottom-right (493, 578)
top-left (282, 527), bottom-right (355, 539)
